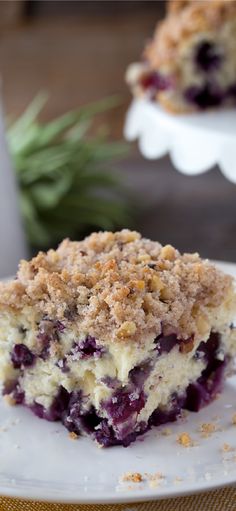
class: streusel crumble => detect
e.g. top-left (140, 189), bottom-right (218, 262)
top-left (0, 230), bottom-right (235, 446)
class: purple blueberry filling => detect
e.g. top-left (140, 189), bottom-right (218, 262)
top-left (4, 330), bottom-right (229, 448)
top-left (11, 344), bottom-right (35, 369)
top-left (184, 83), bottom-right (224, 109)
top-left (155, 333), bottom-right (193, 356)
top-left (195, 41), bottom-right (222, 72)
top-left (31, 386), bottom-right (70, 422)
top-left (104, 388), bottom-right (146, 425)
top-left (187, 332), bottom-right (225, 411)
top-left (155, 333), bottom-right (178, 355)
top-left (227, 83), bottom-right (236, 99)
top-left (140, 71), bottom-right (172, 94)
top-left (70, 336), bottom-right (105, 360)
top-left (149, 393), bottom-right (186, 427)
top-left (129, 359), bottom-right (152, 387)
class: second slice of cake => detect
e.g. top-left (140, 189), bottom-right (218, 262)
top-left (0, 230), bottom-right (235, 446)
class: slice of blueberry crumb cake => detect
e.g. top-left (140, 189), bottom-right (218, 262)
top-left (0, 230), bottom-right (235, 447)
top-left (126, 0), bottom-right (236, 113)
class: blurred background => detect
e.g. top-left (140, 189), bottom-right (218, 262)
top-left (1, 0), bottom-right (236, 264)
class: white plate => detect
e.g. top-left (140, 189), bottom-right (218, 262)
top-left (0, 260), bottom-right (235, 504)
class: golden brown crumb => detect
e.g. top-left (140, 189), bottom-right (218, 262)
top-left (221, 443), bottom-right (234, 453)
top-left (232, 414), bottom-right (236, 425)
top-left (69, 431), bottom-right (78, 440)
top-left (177, 432), bottom-right (193, 447)
top-left (0, 230), bottom-right (234, 347)
top-left (122, 472), bottom-right (143, 483)
top-left (199, 422), bottom-right (217, 437)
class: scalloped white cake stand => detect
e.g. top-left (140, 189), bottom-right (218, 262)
top-left (124, 99), bottom-right (236, 183)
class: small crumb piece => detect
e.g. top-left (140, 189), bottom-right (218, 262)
top-left (174, 476), bottom-right (183, 484)
top-left (199, 422), bottom-right (216, 437)
top-left (161, 428), bottom-right (172, 436)
top-left (3, 395), bottom-right (16, 406)
top-left (148, 471), bottom-right (164, 481)
top-left (69, 431), bottom-right (78, 440)
top-left (221, 443), bottom-right (235, 453)
top-left (160, 245), bottom-right (176, 261)
top-left (232, 414), bottom-right (236, 425)
top-left (121, 472), bottom-right (143, 483)
top-left (147, 472), bottom-right (165, 488)
top-left (177, 432), bottom-right (193, 447)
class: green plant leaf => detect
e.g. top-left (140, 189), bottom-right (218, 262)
top-left (8, 93), bottom-right (131, 249)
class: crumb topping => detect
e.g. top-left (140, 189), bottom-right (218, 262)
top-left (145, 0), bottom-right (236, 68)
top-left (0, 230), bottom-right (234, 345)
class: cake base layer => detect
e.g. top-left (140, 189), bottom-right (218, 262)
top-left (2, 331), bottom-right (230, 447)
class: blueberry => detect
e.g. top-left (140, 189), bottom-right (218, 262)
top-left (31, 386), bottom-right (70, 422)
top-left (129, 360), bottom-right (152, 387)
top-left (195, 41), bottom-right (222, 72)
top-left (155, 333), bottom-right (178, 355)
top-left (71, 337), bottom-right (105, 360)
top-left (104, 389), bottom-right (145, 425)
top-left (140, 71), bottom-right (172, 92)
top-left (11, 344), bottom-right (35, 369)
top-left (184, 83), bottom-right (224, 108)
top-left (149, 394), bottom-right (184, 426)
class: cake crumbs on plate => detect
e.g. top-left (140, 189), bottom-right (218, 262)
top-left (121, 471), bottom-right (165, 489)
top-left (144, 472), bottom-right (165, 489)
top-left (69, 431), bottom-right (79, 440)
top-left (121, 472), bottom-right (143, 483)
top-left (232, 413), bottom-right (236, 425)
top-left (177, 432), bottom-right (194, 447)
top-left (174, 476), bottom-right (183, 484)
top-left (3, 395), bottom-right (16, 406)
top-left (221, 443), bottom-right (235, 453)
top-left (199, 422), bottom-right (217, 437)
top-left (161, 428), bottom-right (172, 436)
top-left (181, 410), bottom-right (189, 419)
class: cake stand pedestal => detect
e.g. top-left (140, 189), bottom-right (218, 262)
top-left (124, 99), bottom-right (236, 183)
